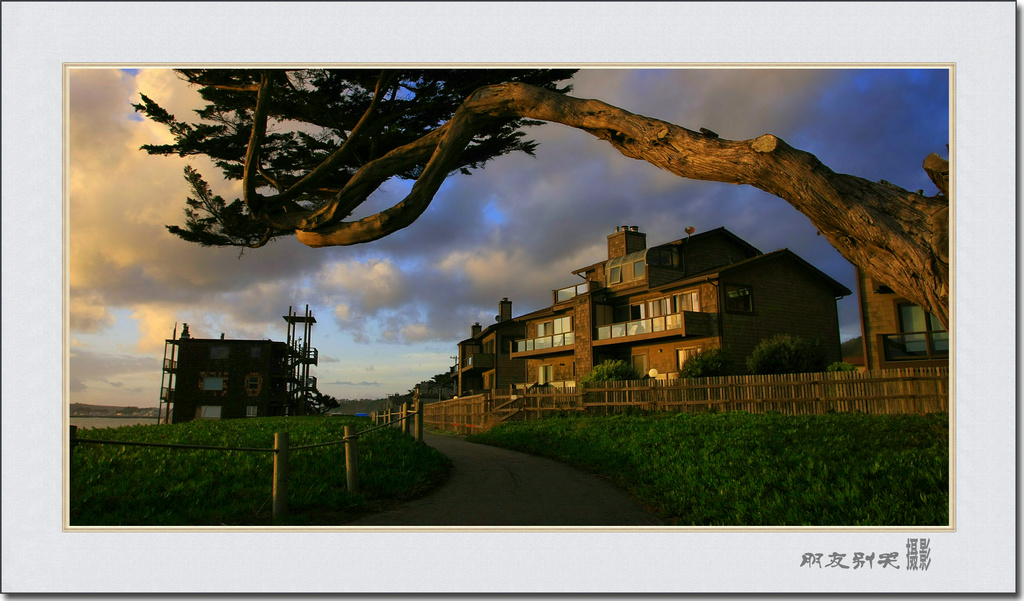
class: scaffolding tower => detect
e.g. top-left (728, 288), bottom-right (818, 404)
top-left (283, 305), bottom-right (318, 416)
top-left (157, 322), bottom-right (186, 424)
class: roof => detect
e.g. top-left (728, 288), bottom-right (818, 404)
top-left (658, 226), bottom-right (763, 256)
top-left (671, 248), bottom-right (852, 297)
top-left (169, 337), bottom-right (282, 344)
top-left (457, 316), bottom-right (526, 345)
top-left (572, 226), bottom-right (761, 276)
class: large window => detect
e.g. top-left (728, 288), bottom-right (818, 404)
top-left (608, 266), bottom-right (622, 285)
top-left (632, 354), bottom-right (648, 376)
top-left (633, 259), bottom-right (646, 280)
top-left (648, 297), bottom-right (671, 318)
top-left (883, 303), bottom-right (948, 361)
top-left (202, 376), bottom-right (225, 391)
top-left (516, 316), bottom-right (574, 352)
top-left (674, 290), bottom-right (700, 312)
top-left (246, 406), bottom-right (258, 418)
top-left (210, 346), bottom-right (229, 359)
top-left (198, 405), bottom-right (222, 420)
top-left (677, 347), bottom-right (700, 371)
top-left (648, 246), bottom-right (679, 268)
top-left (606, 249), bottom-right (648, 286)
top-left (725, 284), bottom-right (753, 313)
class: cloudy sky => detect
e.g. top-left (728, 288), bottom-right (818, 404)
top-left (68, 67), bottom-right (949, 407)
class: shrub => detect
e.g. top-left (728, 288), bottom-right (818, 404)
top-left (827, 361), bottom-right (858, 372)
top-left (746, 334), bottom-right (827, 375)
top-left (679, 348), bottom-right (734, 378)
top-left (578, 359), bottom-right (642, 386)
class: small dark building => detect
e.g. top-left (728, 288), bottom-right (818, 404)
top-left (166, 337), bottom-right (294, 422)
top-left (158, 306), bottom-right (318, 423)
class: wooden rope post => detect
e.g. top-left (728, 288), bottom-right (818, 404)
top-left (273, 432), bottom-right (289, 520)
top-left (70, 425), bottom-right (77, 459)
top-left (401, 402), bottom-right (410, 436)
top-left (415, 399), bottom-right (423, 442)
top-left (344, 425), bottom-right (359, 494)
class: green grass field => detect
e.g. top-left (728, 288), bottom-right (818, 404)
top-left (467, 411), bottom-right (949, 526)
top-left (70, 416), bottom-right (451, 526)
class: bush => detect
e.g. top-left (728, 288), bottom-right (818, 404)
top-left (679, 348), bottom-right (734, 378)
top-left (827, 361), bottom-right (858, 372)
top-left (746, 334), bottom-right (827, 375)
top-left (579, 359), bottom-right (642, 386)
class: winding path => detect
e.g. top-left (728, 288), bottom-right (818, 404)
top-left (345, 431), bottom-right (663, 526)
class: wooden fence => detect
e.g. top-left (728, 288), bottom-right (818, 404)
top-left (422, 367), bottom-right (948, 434)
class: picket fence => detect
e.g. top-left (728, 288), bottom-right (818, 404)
top-left (422, 367), bottom-right (948, 435)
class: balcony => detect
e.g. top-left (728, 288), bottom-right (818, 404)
top-left (461, 352), bottom-right (495, 372)
top-left (291, 347), bottom-right (319, 366)
top-left (159, 386), bottom-right (174, 402)
top-left (594, 311), bottom-right (712, 345)
top-left (162, 358), bottom-right (177, 371)
top-left (881, 331), bottom-right (949, 362)
top-left (554, 282), bottom-right (589, 304)
top-left (513, 331), bottom-right (575, 355)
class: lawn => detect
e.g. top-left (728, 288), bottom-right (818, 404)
top-left (70, 416), bottom-right (451, 526)
top-left (467, 411), bottom-right (949, 526)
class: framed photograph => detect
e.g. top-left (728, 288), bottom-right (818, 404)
top-left (1, 2), bottom-right (1014, 595)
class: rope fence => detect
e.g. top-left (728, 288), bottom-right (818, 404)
top-left (70, 400), bottom-right (425, 520)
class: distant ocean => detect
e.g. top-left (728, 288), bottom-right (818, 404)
top-left (70, 416), bottom-right (164, 430)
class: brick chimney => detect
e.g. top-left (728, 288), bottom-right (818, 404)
top-left (607, 225), bottom-right (646, 259)
top-left (497, 298), bottom-right (513, 322)
top-left (471, 322), bottom-right (482, 337)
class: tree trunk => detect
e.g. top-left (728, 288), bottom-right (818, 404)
top-left (273, 83), bottom-right (948, 328)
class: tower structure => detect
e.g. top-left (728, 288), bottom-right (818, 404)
top-left (283, 305), bottom-right (318, 416)
top-left (157, 323), bottom-right (183, 424)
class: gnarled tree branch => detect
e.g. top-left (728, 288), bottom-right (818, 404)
top-left (244, 82), bottom-right (948, 327)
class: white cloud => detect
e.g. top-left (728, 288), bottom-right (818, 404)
top-left (70, 291), bottom-right (116, 333)
top-left (322, 258), bottom-right (410, 311)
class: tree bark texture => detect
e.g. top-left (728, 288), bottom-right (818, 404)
top-left (248, 83), bottom-right (949, 328)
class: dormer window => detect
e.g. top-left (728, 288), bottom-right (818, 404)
top-left (606, 249), bottom-right (648, 286)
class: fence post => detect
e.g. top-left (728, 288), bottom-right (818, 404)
top-left (415, 399), bottom-right (424, 442)
top-left (273, 432), bottom-right (289, 520)
top-left (70, 424), bottom-right (77, 459)
top-left (401, 402), bottom-right (410, 436)
top-left (344, 425), bottom-right (359, 494)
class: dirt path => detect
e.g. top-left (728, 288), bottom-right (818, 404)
top-left (345, 431), bottom-right (663, 526)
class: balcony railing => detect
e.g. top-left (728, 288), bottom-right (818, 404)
top-left (291, 347), bottom-right (319, 365)
top-left (462, 353), bottom-right (495, 370)
top-left (596, 313), bottom-right (684, 341)
top-left (554, 282), bottom-right (589, 303)
top-left (159, 386), bottom-right (174, 401)
top-left (515, 331), bottom-right (575, 353)
top-left (162, 358), bottom-right (177, 370)
top-left (882, 331), bottom-right (949, 362)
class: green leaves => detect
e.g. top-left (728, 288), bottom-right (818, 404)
top-left (137, 68), bottom-right (577, 249)
top-left (578, 359), bottom-right (642, 386)
top-left (70, 416), bottom-right (450, 526)
top-left (469, 412), bottom-right (949, 526)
